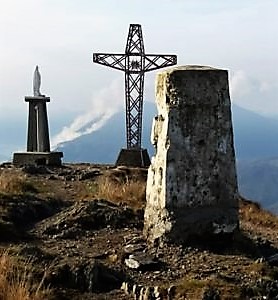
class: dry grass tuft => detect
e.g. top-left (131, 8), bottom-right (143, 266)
top-left (96, 176), bottom-right (146, 209)
top-left (240, 197), bottom-right (278, 230)
top-left (175, 277), bottom-right (241, 299)
top-left (239, 197), bottom-right (278, 248)
top-left (0, 251), bottom-right (49, 300)
top-left (245, 261), bottom-right (276, 279)
top-left (0, 171), bottom-right (36, 195)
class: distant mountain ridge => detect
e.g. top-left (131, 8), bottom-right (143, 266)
top-left (57, 103), bottom-right (278, 214)
top-left (237, 157), bottom-right (278, 214)
top-left (232, 105), bottom-right (278, 160)
top-left (57, 102), bottom-right (278, 163)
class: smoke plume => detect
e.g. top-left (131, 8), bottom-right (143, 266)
top-left (51, 78), bottom-right (124, 148)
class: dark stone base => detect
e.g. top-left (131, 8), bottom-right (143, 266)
top-left (13, 152), bottom-right (63, 166)
top-left (115, 148), bottom-right (151, 168)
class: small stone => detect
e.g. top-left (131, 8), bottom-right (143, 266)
top-left (124, 244), bottom-right (145, 254)
top-left (121, 281), bottom-right (127, 293)
top-left (126, 282), bottom-right (133, 294)
top-left (124, 253), bottom-right (159, 270)
top-left (266, 253), bottom-right (278, 266)
top-left (143, 287), bottom-right (150, 300)
top-left (108, 254), bottom-right (118, 263)
top-left (125, 257), bottom-right (140, 269)
top-left (168, 285), bottom-right (176, 300)
top-left (154, 286), bottom-right (161, 299)
top-left (139, 286), bottom-right (145, 300)
top-left (255, 257), bottom-right (265, 263)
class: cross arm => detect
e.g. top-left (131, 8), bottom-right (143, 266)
top-left (93, 53), bottom-right (126, 71)
top-left (144, 54), bottom-right (177, 72)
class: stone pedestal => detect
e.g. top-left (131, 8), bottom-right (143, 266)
top-left (13, 95), bottom-right (63, 166)
top-left (115, 148), bottom-right (151, 168)
top-left (13, 152), bottom-right (63, 166)
top-left (144, 66), bottom-right (239, 245)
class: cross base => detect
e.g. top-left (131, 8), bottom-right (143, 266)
top-left (115, 148), bottom-right (151, 168)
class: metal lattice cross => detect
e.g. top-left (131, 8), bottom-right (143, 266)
top-left (93, 24), bottom-right (177, 149)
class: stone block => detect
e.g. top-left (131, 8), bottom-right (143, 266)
top-left (144, 65), bottom-right (239, 244)
top-left (13, 152), bottom-right (63, 166)
top-left (115, 148), bottom-right (150, 167)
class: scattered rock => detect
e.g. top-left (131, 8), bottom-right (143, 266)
top-left (47, 259), bottom-right (124, 293)
top-left (267, 253), bottom-right (278, 266)
top-left (109, 166), bottom-right (148, 183)
top-left (39, 199), bottom-right (143, 238)
top-left (57, 167), bottom-right (101, 181)
top-left (77, 169), bottom-right (101, 180)
top-left (0, 219), bottom-right (20, 241)
top-left (18, 245), bottom-right (54, 262)
top-left (124, 243), bottom-right (146, 255)
top-left (21, 165), bottom-right (52, 174)
top-left (202, 287), bottom-right (221, 300)
top-left (0, 162), bottom-right (13, 168)
top-left (0, 194), bottom-right (66, 241)
top-left (255, 257), bottom-right (265, 264)
top-left (125, 253), bottom-right (160, 271)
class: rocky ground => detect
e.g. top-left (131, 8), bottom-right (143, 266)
top-left (0, 163), bottom-right (278, 299)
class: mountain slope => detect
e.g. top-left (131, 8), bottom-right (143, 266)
top-left (57, 103), bottom-right (278, 213)
top-left (237, 158), bottom-right (278, 213)
top-left (232, 105), bottom-right (278, 159)
top-left (58, 103), bottom-right (278, 163)
top-left (57, 102), bottom-right (156, 163)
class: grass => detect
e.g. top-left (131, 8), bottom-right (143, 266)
top-left (240, 197), bottom-right (278, 230)
top-left (175, 277), bottom-right (241, 299)
top-left (0, 250), bottom-right (49, 300)
top-left (96, 176), bottom-right (146, 209)
top-left (0, 170), bottom-right (37, 195)
top-left (246, 261), bottom-right (278, 281)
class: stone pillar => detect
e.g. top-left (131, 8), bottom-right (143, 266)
top-left (26, 97), bottom-right (50, 152)
top-left (144, 66), bottom-right (239, 245)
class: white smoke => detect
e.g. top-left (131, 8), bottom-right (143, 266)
top-left (51, 78), bottom-right (124, 148)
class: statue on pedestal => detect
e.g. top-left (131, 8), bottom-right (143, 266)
top-left (13, 65), bottom-right (63, 166)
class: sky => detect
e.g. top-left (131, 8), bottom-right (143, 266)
top-left (0, 0), bottom-right (278, 154)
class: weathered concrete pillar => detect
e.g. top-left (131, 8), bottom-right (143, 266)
top-left (144, 65), bottom-right (239, 244)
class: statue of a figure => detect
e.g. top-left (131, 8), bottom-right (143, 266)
top-left (33, 65), bottom-right (42, 96)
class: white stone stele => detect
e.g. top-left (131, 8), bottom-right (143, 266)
top-left (33, 65), bottom-right (42, 97)
top-left (143, 65), bottom-right (239, 244)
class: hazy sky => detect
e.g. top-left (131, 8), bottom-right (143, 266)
top-left (0, 0), bottom-right (278, 148)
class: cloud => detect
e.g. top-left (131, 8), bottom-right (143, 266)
top-left (230, 70), bottom-right (256, 99)
top-left (230, 70), bottom-right (278, 116)
top-left (51, 78), bottom-right (124, 148)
